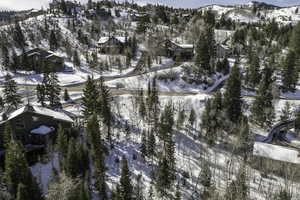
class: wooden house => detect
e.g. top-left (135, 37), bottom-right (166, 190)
top-left (97, 36), bottom-right (127, 54)
top-left (18, 48), bottom-right (65, 73)
top-left (158, 39), bottom-right (194, 61)
top-left (0, 105), bottom-right (73, 147)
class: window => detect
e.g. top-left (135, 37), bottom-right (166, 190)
top-left (15, 119), bottom-right (25, 129)
top-left (32, 116), bottom-right (39, 122)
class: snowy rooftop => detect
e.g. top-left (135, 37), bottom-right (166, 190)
top-left (176, 43), bottom-right (194, 49)
top-left (1, 105), bottom-right (74, 124)
top-left (31, 125), bottom-right (55, 135)
top-left (98, 36), bottom-right (126, 44)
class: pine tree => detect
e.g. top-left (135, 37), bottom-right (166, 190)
top-left (147, 129), bottom-right (156, 160)
top-left (222, 57), bottom-right (230, 75)
top-left (36, 84), bottom-right (46, 107)
top-left (274, 189), bottom-right (292, 200)
top-left (16, 183), bottom-right (30, 200)
top-left (63, 89), bottom-right (70, 102)
top-left (188, 108), bottom-right (196, 128)
top-left (65, 138), bottom-right (81, 178)
top-left (1, 45), bottom-right (10, 69)
top-left (224, 64), bottom-right (242, 122)
top-left (200, 160), bottom-right (212, 188)
top-left (251, 68), bottom-right (275, 128)
top-left (119, 157), bottom-right (133, 200)
top-left (138, 89), bottom-right (146, 120)
top-left (140, 130), bottom-right (147, 158)
top-left (247, 52), bottom-right (261, 88)
top-left (46, 172), bottom-right (79, 200)
top-left (155, 156), bottom-right (170, 196)
top-left (195, 33), bottom-right (211, 77)
top-left (73, 50), bottom-right (81, 68)
top-left (295, 107), bottom-right (300, 133)
top-left (86, 115), bottom-right (107, 199)
top-left (56, 125), bottom-right (68, 168)
top-left (5, 139), bottom-right (43, 199)
top-left (289, 22), bottom-right (300, 58)
top-left (3, 122), bottom-right (14, 149)
top-left (174, 183), bottom-right (181, 200)
top-left (0, 96), bottom-right (4, 110)
top-left (49, 30), bottom-right (58, 51)
top-left (3, 74), bottom-right (21, 109)
top-left (176, 107), bottom-right (185, 130)
top-left (82, 76), bottom-right (98, 120)
top-left (48, 72), bottom-right (61, 108)
top-left (77, 178), bottom-right (90, 200)
top-left (282, 50), bottom-right (298, 92)
top-left (97, 77), bottom-right (112, 143)
top-left (13, 21), bottom-right (26, 48)
top-left (280, 102), bottom-right (293, 122)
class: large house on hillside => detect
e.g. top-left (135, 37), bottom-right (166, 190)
top-left (18, 48), bottom-right (65, 73)
top-left (97, 36), bottom-right (127, 54)
top-left (158, 39), bottom-right (194, 61)
top-left (0, 104), bottom-right (73, 147)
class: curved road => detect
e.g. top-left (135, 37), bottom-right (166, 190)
top-left (261, 120), bottom-right (294, 143)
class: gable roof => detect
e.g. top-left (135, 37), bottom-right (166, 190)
top-left (0, 105), bottom-right (74, 124)
top-left (98, 36), bottom-right (126, 44)
top-left (161, 39), bottom-right (194, 49)
top-left (20, 48), bottom-right (62, 60)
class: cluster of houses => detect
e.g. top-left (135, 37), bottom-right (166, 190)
top-left (16, 36), bottom-right (231, 73)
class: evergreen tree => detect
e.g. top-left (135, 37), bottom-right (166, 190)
top-left (36, 84), bottom-right (46, 107)
top-left (155, 156), bottom-right (170, 196)
top-left (195, 32), bottom-right (211, 76)
top-left (63, 89), bottom-right (70, 102)
top-left (3, 122), bottom-right (14, 149)
top-left (119, 157), bottom-right (133, 200)
top-left (274, 189), bottom-right (292, 200)
top-left (48, 72), bottom-right (61, 108)
top-left (289, 21), bottom-right (300, 58)
top-left (86, 115), bottom-right (107, 199)
top-left (294, 107), bottom-right (300, 133)
top-left (16, 183), bottom-right (30, 200)
top-left (3, 74), bottom-right (21, 109)
top-left (222, 57), bottom-right (230, 75)
top-left (251, 68), bottom-right (275, 128)
top-left (188, 108), bottom-right (196, 128)
top-left (0, 96), bottom-right (4, 110)
top-left (174, 183), bottom-right (181, 200)
top-left (140, 130), bottom-right (147, 158)
top-left (282, 50), bottom-right (298, 92)
top-left (280, 102), bottom-right (293, 122)
top-left (56, 125), bottom-right (68, 168)
top-left (147, 129), bottom-right (156, 160)
top-left (1, 45), bottom-right (10, 69)
top-left (77, 178), bottom-right (90, 200)
top-left (224, 64), bottom-right (242, 122)
top-left (82, 76), bottom-right (98, 120)
top-left (97, 77), bottom-right (112, 143)
top-left (65, 138), bottom-right (87, 178)
top-left (247, 52), bottom-right (261, 88)
top-left (200, 160), bottom-right (212, 188)
top-left (138, 89), bottom-right (146, 120)
top-left (13, 21), bottom-right (26, 48)
top-left (49, 30), bottom-right (58, 51)
top-left (5, 139), bottom-right (43, 199)
top-left (73, 50), bottom-right (81, 68)
top-left (176, 107), bottom-right (185, 130)
top-left (46, 172), bottom-right (79, 200)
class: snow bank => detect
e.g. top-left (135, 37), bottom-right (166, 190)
top-left (253, 142), bottom-right (300, 164)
